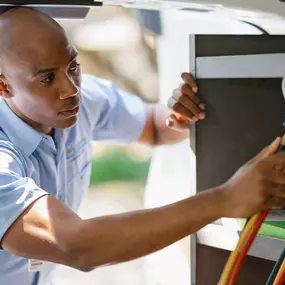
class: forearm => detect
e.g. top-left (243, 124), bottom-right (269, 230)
top-left (70, 187), bottom-right (226, 270)
top-left (152, 104), bottom-right (189, 145)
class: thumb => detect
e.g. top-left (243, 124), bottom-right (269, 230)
top-left (166, 114), bottom-right (179, 128)
top-left (255, 137), bottom-right (282, 161)
top-left (166, 114), bottom-right (189, 131)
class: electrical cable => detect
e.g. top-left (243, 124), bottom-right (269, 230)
top-left (218, 213), bottom-right (260, 285)
top-left (229, 210), bottom-right (269, 285)
top-left (219, 135), bottom-right (285, 284)
top-left (239, 20), bottom-right (270, 35)
top-left (267, 248), bottom-right (285, 285)
top-left (273, 258), bottom-right (285, 285)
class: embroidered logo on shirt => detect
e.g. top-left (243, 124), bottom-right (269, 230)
top-left (66, 137), bottom-right (87, 162)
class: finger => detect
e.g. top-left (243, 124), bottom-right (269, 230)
top-left (172, 88), bottom-right (182, 101)
top-left (181, 73), bottom-right (198, 93)
top-left (265, 151), bottom-right (285, 166)
top-left (180, 84), bottom-right (202, 107)
top-left (168, 96), bottom-right (200, 121)
top-left (264, 167), bottom-right (285, 185)
top-left (265, 196), bottom-right (285, 209)
top-left (255, 137), bottom-right (282, 161)
top-left (171, 110), bottom-right (197, 122)
top-left (173, 88), bottom-right (205, 115)
top-left (175, 94), bottom-right (205, 119)
top-left (267, 184), bottom-right (285, 198)
top-left (168, 98), bottom-right (195, 120)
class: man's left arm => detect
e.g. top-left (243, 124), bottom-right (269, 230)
top-left (137, 73), bottom-right (206, 146)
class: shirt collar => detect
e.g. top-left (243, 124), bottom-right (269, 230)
top-left (0, 99), bottom-right (44, 156)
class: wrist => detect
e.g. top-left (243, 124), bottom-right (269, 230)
top-left (208, 185), bottom-right (230, 219)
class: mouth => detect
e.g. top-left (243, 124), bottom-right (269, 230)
top-left (58, 105), bottom-right (80, 118)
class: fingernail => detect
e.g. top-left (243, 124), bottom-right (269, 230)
top-left (192, 87), bottom-right (198, 93)
top-left (200, 104), bottom-right (205, 110)
top-left (166, 117), bottom-right (174, 127)
top-left (199, 113), bottom-right (206, 119)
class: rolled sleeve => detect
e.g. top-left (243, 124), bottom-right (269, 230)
top-left (81, 74), bottom-right (147, 145)
top-left (0, 153), bottom-right (47, 243)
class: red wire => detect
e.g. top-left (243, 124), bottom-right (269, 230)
top-left (229, 210), bottom-right (269, 285)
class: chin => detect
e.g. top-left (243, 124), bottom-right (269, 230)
top-left (55, 115), bottom-right (78, 130)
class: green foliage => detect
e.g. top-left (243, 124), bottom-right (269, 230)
top-left (90, 149), bottom-right (151, 186)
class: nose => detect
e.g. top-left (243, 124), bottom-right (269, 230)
top-left (59, 75), bottom-right (79, 100)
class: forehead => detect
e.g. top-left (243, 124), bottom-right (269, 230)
top-left (0, 8), bottom-right (77, 77)
top-left (5, 35), bottom-right (76, 75)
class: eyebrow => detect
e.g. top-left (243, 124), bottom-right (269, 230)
top-left (34, 51), bottom-right (79, 77)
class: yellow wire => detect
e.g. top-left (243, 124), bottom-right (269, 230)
top-left (218, 212), bottom-right (261, 285)
top-left (273, 258), bottom-right (285, 285)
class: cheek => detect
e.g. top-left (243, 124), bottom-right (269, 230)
top-left (17, 86), bottom-right (57, 117)
top-left (75, 73), bottom-right (82, 88)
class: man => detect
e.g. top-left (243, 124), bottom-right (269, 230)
top-left (0, 7), bottom-right (285, 285)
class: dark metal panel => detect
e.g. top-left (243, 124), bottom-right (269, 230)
top-left (0, 1), bottom-right (102, 18)
top-left (0, 0), bottom-right (100, 5)
top-left (196, 78), bottom-right (285, 192)
top-left (196, 244), bottom-right (275, 285)
top-left (35, 7), bottom-right (90, 19)
top-left (196, 35), bottom-right (285, 57)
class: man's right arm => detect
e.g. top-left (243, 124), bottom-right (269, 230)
top-left (2, 187), bottom-right (224, 271)
top-left (2, 137), bottom-right (285, 272)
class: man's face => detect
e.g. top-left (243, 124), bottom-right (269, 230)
top-left (1, 9), bottom-right (82, 134)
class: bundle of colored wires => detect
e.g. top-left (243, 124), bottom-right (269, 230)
top-left (229, 210), bottom-right (269, 284)
top-left (218, 210), bottom-right (269, 285)
top-left (218, 135), bottom-right (285, 285)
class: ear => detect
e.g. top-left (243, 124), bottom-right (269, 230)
top-left (0, 75), bottom-right (12, 99)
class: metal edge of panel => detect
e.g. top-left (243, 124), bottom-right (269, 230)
top-left (196, 53), bottom-right (285, 79)
top-left (189, 34), bottom-right (196, 154)
top-left (189, 34), bottom-right (197, 285)
top-left (197, 223), bottom-right (284, 261)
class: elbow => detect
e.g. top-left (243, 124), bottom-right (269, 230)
top-left (77, 264), bottom-right (96, 273)
top-left (60, 220), bottom-right (115, 272)
top-left (64, 247), bottom-right (97, 272)
top-left (61, 230), bottom-right (99, 272)
top-left (63, 242), bottom-right (97, 272)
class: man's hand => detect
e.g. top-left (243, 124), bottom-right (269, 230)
top-left (220, 137), bottom-right (285, 218)
top-left (166, 72), bottom-right (206, 131)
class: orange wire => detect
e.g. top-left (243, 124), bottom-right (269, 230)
top-left (229, 210), bottom-right (269, 285)
top-left (273, 259), bottom-right (285, 285)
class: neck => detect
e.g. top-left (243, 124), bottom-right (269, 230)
top-left (4, 99), bottom-right (53, 134)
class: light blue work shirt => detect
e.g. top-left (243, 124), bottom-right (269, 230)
top-left (0, 73), bottom-right (146, 285)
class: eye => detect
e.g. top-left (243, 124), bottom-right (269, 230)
top-left (40, 73), bottom-right (55, 85)
top-left (70, 62), bottom-right (80, 72)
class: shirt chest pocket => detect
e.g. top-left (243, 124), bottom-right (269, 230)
top-left (65, 138), bottom-right (92, 182)
top-left (59, 140), bottom-right (92, 209)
